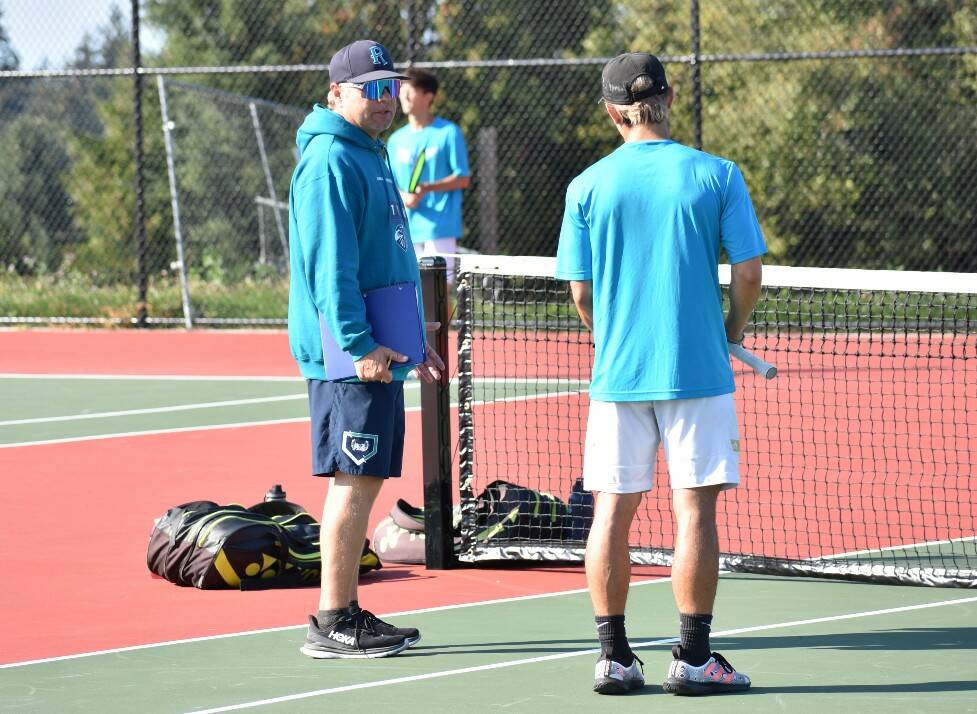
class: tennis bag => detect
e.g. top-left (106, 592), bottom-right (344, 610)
top-left (474, 480), bottom-right (571, 542)
top-left (474, 478), bottom-right (593, 543)
top-left (147, 493), bottom-right (381, 590)
top-left (372, 499), bottom-right (428, 564)
top-left (372, 480), bottom-right (593, 561)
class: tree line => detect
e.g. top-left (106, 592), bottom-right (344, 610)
top-left (0, 0), bottom-right (974, 290)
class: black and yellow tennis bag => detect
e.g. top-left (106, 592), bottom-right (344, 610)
top-left (473, 480), bottom-right (572, 542)
top-left (373, 479), bottom-right (595, 564)
top-left (147, 494), bottom-right (381, 590)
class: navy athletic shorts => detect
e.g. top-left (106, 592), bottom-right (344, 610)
top-left (306, 379), bottom-right (405, 478)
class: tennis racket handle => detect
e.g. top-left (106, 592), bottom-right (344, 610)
top-left (728, 342), bottom-right (778, 379)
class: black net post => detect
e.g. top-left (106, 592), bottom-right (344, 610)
top-left (132, 0), bottom-right (148, 327)
top-left (690, 0), bottom-right (702, 150)
top-left (419, 257), bottom-right (454, 569)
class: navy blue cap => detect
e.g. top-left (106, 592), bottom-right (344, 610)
top-left (329, 40), bottom-right (408, 84)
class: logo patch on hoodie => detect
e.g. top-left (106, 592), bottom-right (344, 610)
top-left (394, 224), bottom-right (408, 251)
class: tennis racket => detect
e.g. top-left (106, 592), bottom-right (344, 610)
top-left (728, 341), bottom-right (777, 379)
top-left (407, 147), bottom-right (426, 194)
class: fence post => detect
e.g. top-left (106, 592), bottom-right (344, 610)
top-left (132, 0), bottom-right (148, 326)
top-left (419, 256), bottom-right (454, 569)
top-left (256, 200), bottom-right (268, 265)
top-left (476, 127), bottom-right (499, 254)
top-left (690, 0), bottom-right (703, 150)
top-left (249, 102), bottom-right (288, 261)
top-left (405, 0), bottom-right (416, 64)
top-left (157, 76), bottom-right (194, 329)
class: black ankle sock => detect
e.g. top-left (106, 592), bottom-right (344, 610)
top-left (595, 615), bottom-right (633, 666)
top-left (679, 613), bottom-right (713, 666)
top-left (348, 600), bottom-right (361, 614)
top-left (316, 607), bottom-right (349, 629)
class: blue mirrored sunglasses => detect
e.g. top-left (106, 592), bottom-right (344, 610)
top-left (345, 78), bottom-right (401, 100)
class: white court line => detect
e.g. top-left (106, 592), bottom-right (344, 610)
top-left (0, 373), bottom-right (304, 381)
top-left (0, 416), bottom-right (314, 449)
top-left (2, 536), bottom-right (972, 670)
top-left (0, 575), bottom-right (672, 669)
top-left (0, 373), bottom-right (586, 385)
top-left (0, 385), bottom-right (579, 449)
top-left (822, 534), bottom-right (977, 560)
top-left (187, 595), bottom-right (977, 713)
top-left (0, 394), bottom-right (308, 426)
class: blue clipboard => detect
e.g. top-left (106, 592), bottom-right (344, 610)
top-left (319, 282), bottom-right (425, 381)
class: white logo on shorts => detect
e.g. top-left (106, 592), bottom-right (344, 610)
top-left (342, 431), bottom-right (379, 466)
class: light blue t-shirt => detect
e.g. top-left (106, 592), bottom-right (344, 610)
top-left (387, 117), bottom-right (469, 242)
top-left (555, 140), bottom-right (767, 402)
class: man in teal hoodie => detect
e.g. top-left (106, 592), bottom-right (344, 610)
top-left (288, 40), bottom-right (444, 660)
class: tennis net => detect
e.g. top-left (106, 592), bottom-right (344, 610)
top-left (451, 254), bottom-right (977, 587)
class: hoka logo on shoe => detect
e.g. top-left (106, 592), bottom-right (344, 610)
top-left (327, 630), bottom-right (356, 646)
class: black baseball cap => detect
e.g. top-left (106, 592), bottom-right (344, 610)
top-left (600, 52), bottom-right (669, 104)
top-left (329, 40), bottom-right (408, 84)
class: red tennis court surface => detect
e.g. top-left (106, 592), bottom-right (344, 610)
top-left (0, 328), bottom-right (463, 377)
top-left (0, 329), bottom-right (651, 665)
top-left (3, 328), bottom-right (973, 663)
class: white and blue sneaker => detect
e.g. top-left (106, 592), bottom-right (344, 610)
top-left (593, 653), bottom-right (645, 695)
top-left (662, 646), bottom-right (751, 695)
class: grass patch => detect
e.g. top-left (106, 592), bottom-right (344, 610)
top-left (0, 273), bottom-right (288, 324)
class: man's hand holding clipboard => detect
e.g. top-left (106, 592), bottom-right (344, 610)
top-left (356, 322), bottom-right (444, 384)
top-left (321, 281), bottom-right (442, 383)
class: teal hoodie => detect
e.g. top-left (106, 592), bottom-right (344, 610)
top-left (287, 105), bottom-right (423, 381)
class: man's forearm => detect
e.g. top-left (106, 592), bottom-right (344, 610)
top-left (576, 300), bottom-right (594, 332)
top-left (725, 258), bottom-right (762, 342)
top-left (570, 280), bottom-right (594, 332)
top-left (419, 174), bottom-right (470, 194)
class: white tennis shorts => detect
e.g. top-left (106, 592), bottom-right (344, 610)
top-left (582, 393), bottom-right (741, 494)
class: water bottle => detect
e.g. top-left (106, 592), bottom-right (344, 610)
top-left (264, 484), bottom-right (286, 502)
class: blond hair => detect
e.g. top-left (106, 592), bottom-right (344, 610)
top-left (612, 74), bottom-right (667, 126)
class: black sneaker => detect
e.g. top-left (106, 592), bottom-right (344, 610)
top-left (355, 608), bottom-right (421, 648)
top-left (299, 614), bottom-right (408, 659)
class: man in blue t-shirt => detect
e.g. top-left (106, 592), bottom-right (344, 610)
top-left (556, 53), bottom-right (766, 697)
top-left (387, 68), bottom-right (470, 281)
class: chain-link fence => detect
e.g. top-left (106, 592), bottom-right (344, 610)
top-left (1, 1), bottom-right (975, 325)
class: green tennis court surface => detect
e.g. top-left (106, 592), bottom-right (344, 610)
top-left (2, 575), bottom-right (975, 713)
top-left (0, 377), bottom-right (586, 446)
top-left (3, 371), bottom-right (974, 711)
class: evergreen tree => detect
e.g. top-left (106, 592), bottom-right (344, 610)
top-left (0, 5), bottom-right (17, 70)
top-left (60, 4), bottom-right (171, 282)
